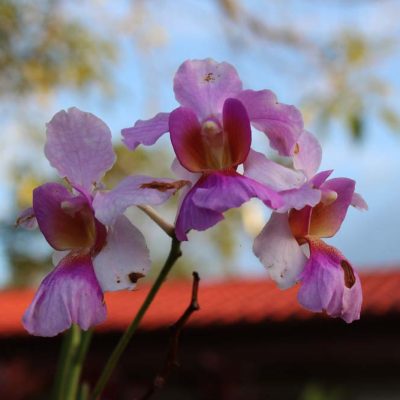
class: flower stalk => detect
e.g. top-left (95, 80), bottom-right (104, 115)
top-left (52, 325), bottom-right (92, 400)
top-left (137, 205), bottom-right (175, 238)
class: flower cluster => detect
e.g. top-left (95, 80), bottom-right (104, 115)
top-left (19, 59), bottom-right (367, 336)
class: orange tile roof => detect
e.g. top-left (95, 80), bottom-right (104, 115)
top-left (1, 270), bottom-right (400, 337)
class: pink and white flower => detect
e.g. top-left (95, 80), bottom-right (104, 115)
top-left (253, 167), bottom-right (367, 323)
top-left (19, 108), bottom-right (179, 336)
top-left (122, 59), bottom-right (314, 240)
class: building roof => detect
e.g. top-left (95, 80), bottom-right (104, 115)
top-left (1, 270), bottom-right (400, 337)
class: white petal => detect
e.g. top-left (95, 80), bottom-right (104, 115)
top-left (93, 175), bottom-right (180, 226)
top-left (293, 131), bottom-right (322, 179)
top-left (93, 215), bottom-right (151, 292)
top-left (351, 192), bottom-right (368, 211)
top-left (244, 149), bottom-right (306, 191)
top-left (253, 212), bottom-right (307, 289)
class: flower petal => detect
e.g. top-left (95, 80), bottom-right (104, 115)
top-left (173, 59), bottom-right (243, 119)
top-left (174, 183), bottom-right (224, 241)
top-left (351, 192), bottom-right (368, 211)
top-left (93, 175), bottom-right (184, 226)
top-left (253, 213), bottom-right (307, 289)
top-left (309, 170), bottom-right (333, 188)
top-left (279, 184), bottom-right (321, 212)
top-left (16, 207), bottom-right (37, 230)
top-left (122, 112), bottom-right (170, 150)
top-left (33, 183), bottom-right (96, 251)
top-left (22, 253), bottom-right (106, 336)
top-left (237, 89), bottom-right (303, 156)
top-left (93, 215), bottom-right (150, 291)
top-left (293, 131), bottom-right (322, 179)
top-left (222, 98), bottom-right (251, 167)
top-left (297, 240), bottom-right (362, 323)
top-left (244, 149), bottom-right (306, 191)
top-left (45, 107), bottom-right (115, 191)
top-left (288, 206), bottom-right (313, 239)
top-left (169, 107), bottom-right (208, 172)
top-left (192, 172), bottom-right (283, 213)
top-left (309, 178), bottom-right (355, 238)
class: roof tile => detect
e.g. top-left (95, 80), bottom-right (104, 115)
top-left (1, 270), bottom-right (399, 337)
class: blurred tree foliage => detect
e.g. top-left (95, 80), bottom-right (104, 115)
top-left (1, 0), bottom-right (399, 287)
top-left (218, 0), bottom-right (400, 140)
top-left (0, 0), bottom-right (116, 96)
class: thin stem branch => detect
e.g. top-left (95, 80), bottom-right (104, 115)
top-left (138, 271), bottom-right (201, 400)
top-left (137, 205), bottom-right (175, 238)
top-left (90, 237), bottom-right (182, 400)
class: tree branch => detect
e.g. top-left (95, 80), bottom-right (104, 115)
top-left (138, 271), bottom-right (201, 400)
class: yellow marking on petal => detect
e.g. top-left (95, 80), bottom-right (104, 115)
top-left (321, 190), bottom-right (338, 206)
top-left (204, 72), bottom-right (216, 82)
top-left (294, 143), bottom-right (300, 154)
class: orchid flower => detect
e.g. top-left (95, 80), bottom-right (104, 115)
top-left (18, 108), bottom-right (180, 336)
top-left (253, 159), bottom-right (368, 323)
top-left (122, 59), bottom-right (315, 240)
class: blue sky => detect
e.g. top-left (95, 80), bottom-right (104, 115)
top-left (1, 0), bottom-right (399, 285)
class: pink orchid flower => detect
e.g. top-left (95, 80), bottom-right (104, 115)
top-left (243, 130), bottom-right (325, 213)
top-left (253, 168), bottom-right (368, 323)
top-left (122, 59), bottom-right (311, 240)
top-left (18, 108), bottom-right (179, 336)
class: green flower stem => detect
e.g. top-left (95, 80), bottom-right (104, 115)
top-left (78, 383), bottom-right (90, 400)
top-left (90, 237), bottom-right (182, 400)
top-left (52, 324), bottom-right (82, 400)
top-left (64, 329), bottom-right (93, 400)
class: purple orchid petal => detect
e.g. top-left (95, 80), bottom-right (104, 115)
top-left (173, 59), bottom-right (243, 119)
top-left (170, 98), bottom-right (251, 172)
top-left (23, 253), bottom-right (106, 336)
top-left (253, 212), bottom-right (307, 289)
top-left (297, 240), bottom-right (362, 323)
top-left (93, 215), bottom-right (150, 291)
top-left (279, 184), bottom-right (322, 212)
top-left (33, 183), bottom-right (96, 251)
top-left (309, 178), bottom-right (356, 238)
top-left (244, 149), bottom-right (306, 191)
top-left (45, 107), bottom-right (115, 190)
top-left (122, 112), bottom-right (170, 150)
top-left (192, 172), bottom-right (283, 213)
top-left (243, 149), bottom-right (320, 211)
top-left (310, 170), bottom-right (333, 188)
top-left (93, 175), bottom-right (185, 226)
top-left (16, 207), bottom-right (37, 230)
top-left (237, 89), bottom-right (303, 156)
top-left (293, 131), bottom-right (322, 179)
top-left (222, 98), bottom-right (251, 167)
top-left (174, 183), bottom-right (224, 241)
top-left (169, 107), bottom-right (208, 172)
top-left (351, 192), bottom-right (368, 211)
